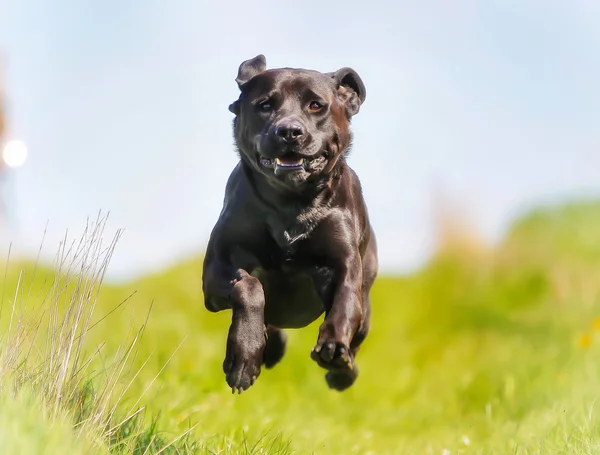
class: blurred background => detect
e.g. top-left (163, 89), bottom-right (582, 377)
top-left (3, 1), bottom-right (600, 454)
top-left (1, 0), bottom-right (599, 281)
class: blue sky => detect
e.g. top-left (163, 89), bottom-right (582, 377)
top-left (0, 0), bottom-right (599, 280)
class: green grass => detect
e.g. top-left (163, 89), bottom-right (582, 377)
top-left (3, 201), bottom-right (600, 454)
top-left (0, 384), bottom-right (106, 455)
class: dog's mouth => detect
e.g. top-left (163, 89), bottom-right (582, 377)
top-left (259, 153), bottom-right (327, 175)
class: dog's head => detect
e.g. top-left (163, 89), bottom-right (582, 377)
top-left (229, 55), bottom-right (366, 189)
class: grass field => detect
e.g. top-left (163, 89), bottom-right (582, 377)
top-left (2, 200), bottom-right (600, 454)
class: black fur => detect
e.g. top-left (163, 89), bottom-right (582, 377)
top-left (202, 55), bottom-right (378, 394)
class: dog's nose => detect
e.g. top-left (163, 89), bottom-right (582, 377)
top-left (275, 122), bottom-right (304, 143)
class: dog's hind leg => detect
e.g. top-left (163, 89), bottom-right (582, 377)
top-left (262, 326), bottom-right (288, 368)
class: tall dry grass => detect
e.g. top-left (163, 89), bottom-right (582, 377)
top-left (0, 213), bottom-right (196, 454)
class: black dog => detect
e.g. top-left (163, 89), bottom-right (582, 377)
top-left (202, 55), bottom-right (378, 393)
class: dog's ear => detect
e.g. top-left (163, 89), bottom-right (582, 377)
top-left (235, 54), bottom-right (267, 89)
top-left (229, 55), bottom-right (267, 115)
top-left (228, 100), bottom-right (240, 115)
top-left (328, 68), bottom-right (366, 117)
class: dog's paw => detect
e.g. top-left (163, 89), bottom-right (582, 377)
top-left (223, 320), bottom-right (266, 394)
top-left (263, 327), bottom-right (287, 369)
top-left (311, 340), bottom-right (353, 370)
top-left (310, 340), bottom-right (358, 391)
top-left (325, 369), bottom-right (359, 391)
top-left (310, 340), bottom-right (356, 371)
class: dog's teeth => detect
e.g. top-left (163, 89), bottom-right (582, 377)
top-left (275, 157), bottom-right (304, 166)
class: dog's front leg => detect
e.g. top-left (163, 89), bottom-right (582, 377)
top-left (311, 251), bottom-right (363, 391)
top-left (203, 262), bottom-right (266, 394)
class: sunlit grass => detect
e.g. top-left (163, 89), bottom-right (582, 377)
top-left (0, 215), bottom-right (203, 455)
top-left (3, 201), bottom-right (600, 454)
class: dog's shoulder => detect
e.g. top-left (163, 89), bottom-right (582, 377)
top-left (211, 164), bottom-right (265, 239)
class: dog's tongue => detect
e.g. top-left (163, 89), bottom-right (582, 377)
top-left (276, 157), bottom-right (304, 166)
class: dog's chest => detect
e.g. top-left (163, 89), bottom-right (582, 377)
top-left (252, 263), bottom-right (335, 328)
top-left (268, 224), bottom-right (309, 254)
top-left (266, 208), bottom-right (324, 255)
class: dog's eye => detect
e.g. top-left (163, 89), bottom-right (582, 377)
top-left (259, 101), bottom-right (272, 111)
top-left (309, 101), bottom-right (322, 111)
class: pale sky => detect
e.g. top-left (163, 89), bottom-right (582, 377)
top-left (0, 0), bottom-right (599, 281)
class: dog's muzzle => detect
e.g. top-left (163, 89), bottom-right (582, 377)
top-left (259, 153), bottom-right (328, 175)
